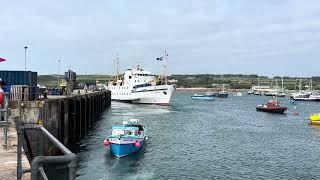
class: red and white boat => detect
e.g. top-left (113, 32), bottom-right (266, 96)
top-left (256, 100), bottom-right (287, 113)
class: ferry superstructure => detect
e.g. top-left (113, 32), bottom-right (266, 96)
top-left (107, 53), bottom-right (175, 105)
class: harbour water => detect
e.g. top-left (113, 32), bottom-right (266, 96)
top-left (75, 92), bottom-right (320, 179)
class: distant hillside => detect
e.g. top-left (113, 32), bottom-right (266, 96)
top-left (170, 74), bottom-right (320, 90)
top-left (38, 74), bottom-right (320, 90)
top-left (38, 75), bottom-right (59, 87)
top-left (38, 74), bottom-right (112, 88)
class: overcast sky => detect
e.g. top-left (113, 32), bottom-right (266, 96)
top-left (1, 0), bottom-right (320, 76)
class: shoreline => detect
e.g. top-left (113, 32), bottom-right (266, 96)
top-left (176, 87), bottom-right (249, 93)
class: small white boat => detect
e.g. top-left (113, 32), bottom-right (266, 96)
top-left (234, 92), bottom-right (242, 96)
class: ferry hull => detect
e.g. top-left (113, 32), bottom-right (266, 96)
top-left (110, 141), bottom-right (145, 157)
top-left (131, 85), bottom-right (174, 105)
top-left (110, 85), bottom-right (174, 105)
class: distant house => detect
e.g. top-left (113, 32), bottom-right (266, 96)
top-left (186, 76), bottom-right (195, 80)
top-left (168, 79), bottom-right (178, 83)
top-left (252, 85), bottom-right (271, 91)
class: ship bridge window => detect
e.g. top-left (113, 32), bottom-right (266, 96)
top-left (129, 76), bottom-right (132, 79)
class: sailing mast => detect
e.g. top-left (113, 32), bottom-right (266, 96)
top-left (311, 78), bottom-right (313, 94)
top-left (299, 77), bottom-right (302, 94)
top-left (281, 76), bottom-right (284, 93)
top-left (258, 77), bottom-right (260, 92)
top-left (275, 78), bottom-right (278, 94)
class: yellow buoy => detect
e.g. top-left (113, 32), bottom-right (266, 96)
top-left (309, 113), bottom-right (320, 121)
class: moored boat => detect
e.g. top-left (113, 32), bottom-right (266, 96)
top-left (217, 91), bottom-right (228, 98)
top-left (247, 90), bottom-right (254, 95)
top-left (309, 113), bottom-right (320, 125)
top-left (264, 91), bottom-right (286, 97)
top-left (256, 100), bottom-right (287, 113)
top-left (191, 94), bottom-right (214, 100)
top-left (234, 92), bottom-right (243, 96)
top-left (277, 77), bottom-right (286, 97)
top-left (216, 84), bottom-right (228, 98)
top-left (292, 94), bottom-right (320, 101)
top-left (253, 91), bottom-right (262, 96)
top-left (290, 78), bottom-right (320, 101)
top-left (103, 119), bottom-right (147, 157)
top-left (264, 91), bottom-right (277, 96)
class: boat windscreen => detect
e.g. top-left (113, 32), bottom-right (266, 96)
top-left (112, 125), bottom-right (139, 131)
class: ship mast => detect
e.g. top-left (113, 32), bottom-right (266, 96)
top-left (164, 51), bottom-right (168, 85)
top-left (115, 53), bottom-right (120, 82)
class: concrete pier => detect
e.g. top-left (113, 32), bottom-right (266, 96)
top-left (11, 90), bottom-right (111, 158)
top-left (2, 90), bottom-right (111, 179)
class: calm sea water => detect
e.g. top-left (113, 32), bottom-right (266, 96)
top-left (75, 92), bottom-right (320, 180)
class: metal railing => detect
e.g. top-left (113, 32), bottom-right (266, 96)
top-left (9, 85), bottom-right (42, 101)
top-left (15, 119), bottom-right (77, 180)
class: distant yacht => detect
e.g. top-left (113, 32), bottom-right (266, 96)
top-left (264, 77), bottom-right (285, 97)
top-left (290, 78), bottom-right (320, 101)
top-left (247, 88), bottom-right (254, 95)
top-left (107, 52), bottom-right (175, 105)
top-left (216, 84), bottom-right (228, 98)
top-left (253, 91), bottom-right (262, 96)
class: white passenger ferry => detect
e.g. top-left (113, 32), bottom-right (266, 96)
top-left (107, 53), bottom-right (175, 105)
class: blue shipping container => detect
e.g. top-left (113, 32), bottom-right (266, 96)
top-left (0, 71), bottom-right (37, 87)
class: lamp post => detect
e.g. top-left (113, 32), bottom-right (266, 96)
top-left (58, 59), bottom-right (61, 87)
top-left (24, 46), bottom-right (28, 71)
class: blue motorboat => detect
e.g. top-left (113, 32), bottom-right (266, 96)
top-left (191, 94), bottom-right (214, 100)
top-left (103, 119), bottom-right (147, 157)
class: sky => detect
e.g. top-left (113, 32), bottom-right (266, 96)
top-left (1, 0), bottom-right (320, 77)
